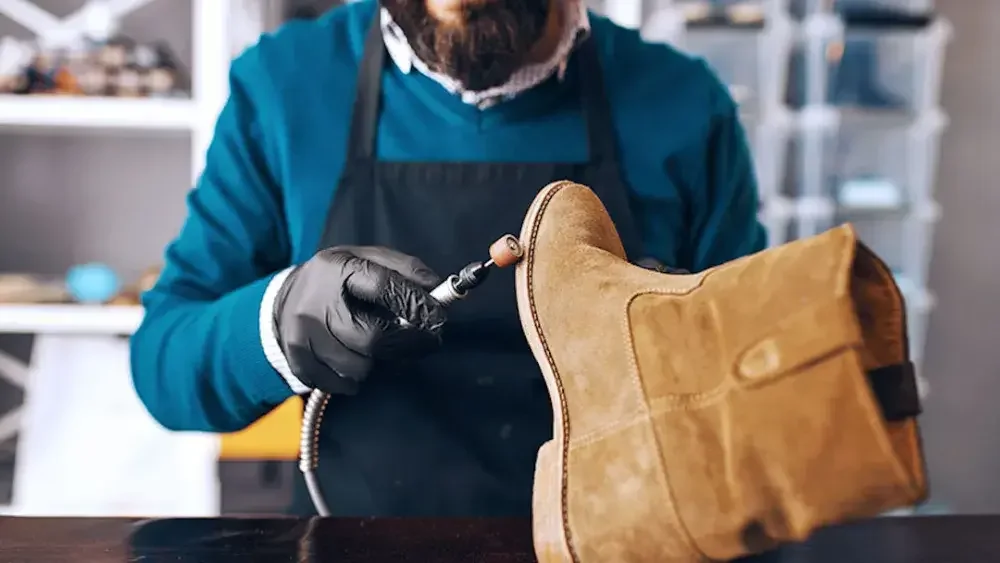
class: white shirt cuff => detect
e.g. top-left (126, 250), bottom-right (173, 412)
top-left (259, 266), bottom-right (312, 395)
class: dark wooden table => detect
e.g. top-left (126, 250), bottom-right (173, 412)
top-left (0, 515), bottom-right (996, 562)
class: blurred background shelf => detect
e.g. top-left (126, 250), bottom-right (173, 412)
top-left (0, 304), bottom-right (142, 334)
top-left (0, 95), bottom-right (196, 133)
top-left (0, 0), bottom-right (252, 518)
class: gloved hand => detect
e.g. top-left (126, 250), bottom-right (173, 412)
top-left (636, 257), bottom-right (690, 274)
top-left (273, 246), bottom-right (447, 395)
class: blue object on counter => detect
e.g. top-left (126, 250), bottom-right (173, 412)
top-left (66, 263), bottom-right (121, 304)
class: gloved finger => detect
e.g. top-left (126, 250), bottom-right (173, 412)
top-left (328, 298), bottom-right (396, 359)
top-left (349, 246), bottom-right (442, 288)
top-left (287, 345), bottom-right (360, 395)
top-left (371, 322), bottom-right (443, 360)
top-left (635, 257), bottom-right (690, 274)
top-left (343, 257), bottom-right (447, 332)
top-left (287, 314), bottom-right (374, 384)
top-left (311, 330), bottom-right (374, 383)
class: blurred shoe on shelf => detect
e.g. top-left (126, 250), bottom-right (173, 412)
top-left (0, 274), bottom-right (68, 304)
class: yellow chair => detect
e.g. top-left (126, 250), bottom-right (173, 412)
top-left (219, 397), bottom-right (302, 460)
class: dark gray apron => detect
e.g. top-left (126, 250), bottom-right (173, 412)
top-left (289, 11), bottom-right (643, 517)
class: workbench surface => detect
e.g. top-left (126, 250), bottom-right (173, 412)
top-left (0, 515), bottom-right (996, 562)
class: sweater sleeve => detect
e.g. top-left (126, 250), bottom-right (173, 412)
top-left (688, 85), bottom-right (769, 271)
top-left (130, 50), bottom-right (296, 433)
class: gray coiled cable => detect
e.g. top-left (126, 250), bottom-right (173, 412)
top-left (299, 390), bottom-right (333, 516)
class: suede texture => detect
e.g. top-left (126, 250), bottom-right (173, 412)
top-left (516, 181), bottom-right (928, 563)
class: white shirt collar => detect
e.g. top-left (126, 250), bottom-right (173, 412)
top-left (380, 0), bottom-right (590, 109)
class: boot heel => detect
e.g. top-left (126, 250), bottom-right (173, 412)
top-left (532, 440), bottom-right (573, 563)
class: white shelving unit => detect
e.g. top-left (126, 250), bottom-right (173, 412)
top-left (0, 94), bottom-right (196, 131)
top-left (792, 1), bottom-right (950, 401)
top-left (0, 0), bottom-right (273, 517)
top-left (0, 304), bottom-right (142, 334)
top-left (640, 0), bottom-right (797, 245)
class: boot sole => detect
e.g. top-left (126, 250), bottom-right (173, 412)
top-left (516, 180), bottom-right (580, 563)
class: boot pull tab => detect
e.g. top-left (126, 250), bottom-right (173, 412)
top-left (636, 257), bottom-right (690, 275)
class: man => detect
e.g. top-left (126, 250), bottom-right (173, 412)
top-left (130, 0), bottom-right (767, 516)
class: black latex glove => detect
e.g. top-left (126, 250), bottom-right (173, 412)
top-left (636, 257), bottom-right (690, 274)
top-left (273, 246), bottom-right (447, 395)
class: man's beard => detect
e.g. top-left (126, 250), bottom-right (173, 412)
top-left (382, 0), bottom-right (551, 92)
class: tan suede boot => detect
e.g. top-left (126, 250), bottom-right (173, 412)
top-left (517, 181), bottom-right (928, 563)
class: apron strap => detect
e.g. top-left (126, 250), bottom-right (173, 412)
top-left (575, 35), bottom-right (619, 166)
top-left (574, 33), bottom-right (644, 259)
top-left (346, 9), bottom-right (386, 163)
